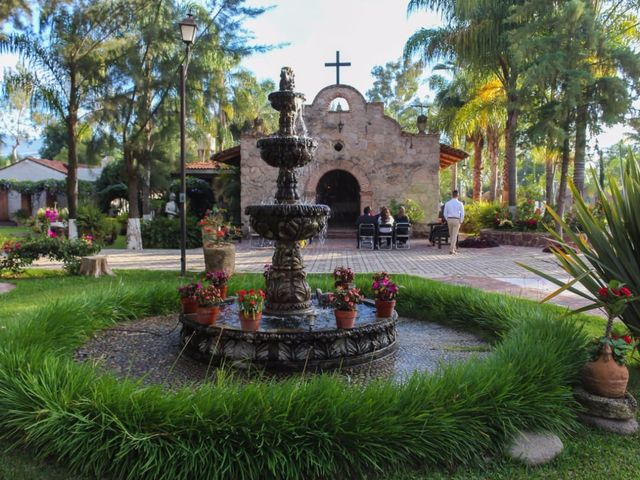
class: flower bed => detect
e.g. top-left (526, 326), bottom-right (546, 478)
top-left (480, 228), bottom-right (555, 248)
top-left (0, 273), bottom-right (588, 479)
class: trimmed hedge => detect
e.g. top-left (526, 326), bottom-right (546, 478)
top-left (0, 274), bottom-right (589, 479)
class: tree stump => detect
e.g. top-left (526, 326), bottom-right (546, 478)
top-left (79, 255), bottom-right (114, 277)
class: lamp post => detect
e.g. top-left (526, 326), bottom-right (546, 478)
top-left (179, 12), bottom-right (197, 276)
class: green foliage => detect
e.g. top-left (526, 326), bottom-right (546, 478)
top-left (169, 177), bottom-right (215, 219)
top-left (521, 155), bottom-right (640, 335)
top-left (460, 201), bottom-right (501, 234)
top-left (0, 178), bottom-right (94, 195)
top-left (0, 236), bottom-right (100, 275)
top-left (76, 204), bottom-right (117, 245)
top-left (389, 198), bottom-right (425, 224)
top-left (0, 272), bottom-right (591, 479)
top-left (141, 216), bottom-right (202, 249)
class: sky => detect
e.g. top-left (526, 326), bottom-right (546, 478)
top-left (0, 0), bottom-right (632, 156)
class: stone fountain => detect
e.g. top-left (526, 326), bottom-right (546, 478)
top-left (179, 68), bottom-right (397, 372)
top-left (245, 67), bottom-right (330, 314)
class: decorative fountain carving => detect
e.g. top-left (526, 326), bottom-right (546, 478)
top-left (245, 67), bottom-right (330, 314)
top-left (179, 67), bottom-right (397, 372)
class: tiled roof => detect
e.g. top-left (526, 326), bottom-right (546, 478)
top-left (439, 143), bottom-right (469, 169)
top-left (185, 161), bottom-right (221, 170)
top-left (210, 145), bottom-right (240, 166)
top-left (28, 157), bottom-right (68, 174)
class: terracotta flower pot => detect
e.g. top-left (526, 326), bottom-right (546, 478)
top-left (180, 296), bottom-right (198, 314)
top-left (196, 305), bottom-right (220, 326)
top-left (582, 343), bottom-right (629, 398)
top-left (375, 299), bottom-right (396, 318)
top-left (239, 311), bottom-right (262, 331)
top-left (335, 309), bottom-right (357, 329)
top-left (218, 285), bottom-right (228, 299)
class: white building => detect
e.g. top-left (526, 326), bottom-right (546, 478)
top-left (0, 157), bottom-right (106, 221)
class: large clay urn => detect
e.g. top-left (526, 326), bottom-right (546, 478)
top-left (582, 343), bottom-right (629, 398)
top-left (202, 243), bottom-right (235, 275)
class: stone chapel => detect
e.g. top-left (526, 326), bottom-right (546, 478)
top-left (210, 83), bottom-right (467, 235)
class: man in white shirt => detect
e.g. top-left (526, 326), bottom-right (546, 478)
top-left (443, 190), bottom-right (465, 255)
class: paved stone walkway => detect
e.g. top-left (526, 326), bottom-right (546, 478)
top-left (27, 238), bottom-right (595, 310)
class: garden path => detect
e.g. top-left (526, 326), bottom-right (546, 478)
top-left (31, 238), bottom-right (596, 311)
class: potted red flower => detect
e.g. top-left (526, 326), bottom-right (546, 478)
top-left (237, 289), bottom-right (266, 331)
top-left (194, 284), bottom-right (224, 325)
top-left (372, 272), bottom-right (399, 317)
top-left (177, 282), bottom-right (201, 314)
top-left (333, 266), bottom-right (355, 289)
top-left (583, 280), bottom-right (637, 397)
top-left (205, 270), bottom-right (232, 298)
top-left (328, 286), bottom-right (364, 328)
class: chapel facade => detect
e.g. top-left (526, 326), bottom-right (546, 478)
top-left (234, 83), bottom-right (467, 235)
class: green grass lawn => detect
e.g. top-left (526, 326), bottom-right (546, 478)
top-left (0, 271), bottom-right (637, 479)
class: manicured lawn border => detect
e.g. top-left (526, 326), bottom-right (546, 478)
top-left (0, 272), bottom-right (589, 479)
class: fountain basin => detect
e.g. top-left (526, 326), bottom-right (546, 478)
top-left (257, 136), bottom-right (317, 169)
top-left (179, 299), bottom-right (398, 371)
top-left (245, 204), bottom-right (329, 241)
top-left (267, 90), bottom-right (306, 111)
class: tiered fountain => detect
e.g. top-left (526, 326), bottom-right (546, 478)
top-left (179, 68), bottom-right (397, 372)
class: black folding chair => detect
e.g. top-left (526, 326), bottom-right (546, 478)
top-left (358, 223), bottom-right (376, 249)
top-left (394, 222), bottom-right (411, 249)
top-left (378, 223), bottom-right (393, 250)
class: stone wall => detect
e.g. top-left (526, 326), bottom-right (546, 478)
top-left (240, 84), bottom-right (441, 235)
top-left (480, 229), bottom-right (555, 248)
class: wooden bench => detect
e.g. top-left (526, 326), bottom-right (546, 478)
top-left (79, 255), bottom-right (114, 277)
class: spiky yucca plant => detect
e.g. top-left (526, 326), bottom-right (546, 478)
top-left (521, 154), bottom-right (640, 335)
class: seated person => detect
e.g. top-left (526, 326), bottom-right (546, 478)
top-left (395, 205), bottom-right (410, 224)
top-left (377, 206), bottom-right (394, 248)
top-left (355, 206), bottom-right (376, 248)
top-left (395, 206), bottom-right (410, 245)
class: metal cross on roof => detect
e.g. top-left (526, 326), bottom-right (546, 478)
top-left (324, 51), bottom-right (351, 85)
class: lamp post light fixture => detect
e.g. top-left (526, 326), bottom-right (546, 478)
top-left (178, 12), bottom-right (197, 276)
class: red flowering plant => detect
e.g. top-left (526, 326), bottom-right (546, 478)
top-left (327, 286), bottom-right (364, 311)
top-left (194, 284), bottom-right (223, 307)
top-left (177, 282), bottom-right (201, 299)
top-left (237, 289), bottom-right (266, 318)
top-left (205, 270), bottom-right (231, 288)
top-left (588, 280), bottom-right (638, 365)
top-left (199, 207), bottom-right (234, 247)
top-left (372, 273), bottom-right (400, 301)
top-left (333, 266), bottom-right (355, 284)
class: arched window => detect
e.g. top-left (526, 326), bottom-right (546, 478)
top-left (329, 97), bottom-right (350, 112)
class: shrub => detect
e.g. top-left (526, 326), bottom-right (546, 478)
top-left (77, 204), bottom-right (111, 245)
top-left (461, 201), bottom-right (501, 234)
top-left (389, 198), bottom-right (425, 224)
top-left (0, 274), bottom-right (589, 480)
top-left (141, 216), bottom-right (202, 249)
top-left (10, 208), bottom-right (31, 225)
top-left (0, 236), bottom-right (100, 275)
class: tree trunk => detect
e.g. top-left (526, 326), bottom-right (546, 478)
top-left (556, 127), bottom-right (572, 233)
top-left (66, 71), bottom-right (79, 239)
top-left (141, 152), bottom-right (151, 219)
top-left (503, 72), bottom-right (519, 213)
top-left (488, 127), bottom-right (499, 202)
top-left (545, 154), bottom-right (555, 205)
top-left (472, 134), bottom-right (485, 202)
top-left (11, 140), bottom-right (19, 163)
top-left (450, 163), bottom-right (457, 194)
top-left (124, 145), bottom-right (142, 249)
top-left (574, 102), bottom-right (588, 198)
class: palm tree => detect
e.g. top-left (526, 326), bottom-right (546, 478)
top-left (405, 0), bottom-right (524, 211)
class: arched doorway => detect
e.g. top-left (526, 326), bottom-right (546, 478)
top-left (315, 170), bottom-right (360, 227)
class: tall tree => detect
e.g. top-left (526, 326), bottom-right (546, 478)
top-left (0, 65), bottom-right (38, 163)
top-left (366, 57), bottom-right (426, 131)
top-left (1, 0), bottom-right (127, 237)
top-left (405, 0), bottom-right (525, 211)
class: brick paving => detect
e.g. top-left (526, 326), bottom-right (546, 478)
top-left (25, 237), bottom-right (593, 309)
